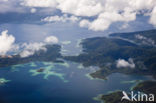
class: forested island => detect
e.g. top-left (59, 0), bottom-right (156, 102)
top-left (63, 29), bottom-right (156, 103)
top-left (0, 29), bottom-right (156, 103)
top-left (64, 29), bottom-right (156, 80)
top-left (0, 44), bottom-right (62, 68)
top-left (95, 81), bottom-right (156, 103)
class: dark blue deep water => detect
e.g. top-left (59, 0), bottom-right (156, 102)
top-left (0, 22), bottom-right (154, 103)
top-left (0, 61), bottom-right (153, 103)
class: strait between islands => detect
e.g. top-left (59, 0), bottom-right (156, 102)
top-left (0, 29), bottom-right (156, 103)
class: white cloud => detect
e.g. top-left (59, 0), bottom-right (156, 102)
top-left (19, 50), bottom-right (34, 58)
top-left (0, 30), bottom-right (16, 55)
top-left (82, 11), bottom-right (136, 31)
top-left (44, 36), bottom-right (58, 44)
top-left (21, 0), bottom-right (103, 17)
top-left (89, 18), bottom-right (111, 31)
top-left (149, 6), bottom-right (156, 27)
top-left (79, 19), bottom-right (91, 28)
top-left (21, 0), bottom-right (156, 31)
top-left (41, 14), bottom-right (79, 23)
top-left (21, 0), bottom-right (57, 8)
top-left (57, 0), bottom-right (103, 17)
top-left (1, 0), bottom-right (156, 31)
top-left (19, 42), bottom-right (46, 58)
top-left (20, 36), bottom-right (59, 58)
top-left (135, 34), bottom-right (155, 46)
top-left (116, 58), bottom-right (135, 69)
top-left (119, 23), bottom-right (129, 30)
top-left (0, 29), bottom-right (59, 57)
top-left (30, 8), bottom-right (36, 13)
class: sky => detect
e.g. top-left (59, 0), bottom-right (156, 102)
top-left (0, 0), bottom-right (156, 56)
top-left (0, 0), bottom-right (156, 31)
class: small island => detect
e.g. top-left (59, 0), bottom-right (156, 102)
top-left (0, 29), bottom-right (156, 103)
top-left (0, 78), bottom-right (10, 85)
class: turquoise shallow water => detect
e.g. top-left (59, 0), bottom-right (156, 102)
top-left (0, 22), bottom-right (154, 103)
top-left (0, 61), bottom-right (153, 103)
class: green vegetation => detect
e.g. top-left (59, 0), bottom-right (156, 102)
top-left (0, 44), bottom-right (62, 68)
top-left (64, 29), bottom-right (156, 79)
top-left (110, 29), bottom-right (156, 47)
top-left (96, 91), bottom-right (126, 103)
top-left (0, 29), bottom-right (155, 102)
top-left (133, 81), bottom-right (156, 95)
top-left (63, 29), bottom-right (156, 103)
top-left (97, 81), bottom-right (156, 103)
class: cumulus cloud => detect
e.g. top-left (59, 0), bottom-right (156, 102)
top-left (30, 8), bottom-right (37, 13)
top-left (0, 29), bottom-right (59, 57)
top-left (116, 58), bottom-right (135, 69)
top-left (80, 11), bottom-right (136, 31)
top-left (21, 0), bottom-right (156, 16)
top-left (41, 14), bottom-right (79, 23)
top-left (0, 0), bottom-right (156, 31)
top-left (0, 30), bottom-right (16, 55)
top-left (44, 36), bottom-right (58, 44)
top-left (20, 0), bottom-right (156, 31)
top-left (149, 6), bottom-right (156, 26)
top-left (20, 0), bottom-right (57, 8)
top-left (21, 0), bottom-right (103, 17)
top-left (135, 34), bottom-right (155, 46)
top-left (119, 23), bottom-right (129, 30)
top-left (79, 19), bottom-right (91, 28)
top-left (19, 42), bottom-right (46, 58)
top-left (20, 36), bottom-right (58, 58)
top-left (57, 0), bottom-right (103, 17)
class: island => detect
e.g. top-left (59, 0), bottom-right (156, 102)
top-left (95, 81), bottom-right (156, 103)
top-left (63, 29), bottom-right (156, 103)
top-left (0, 29), bottom-right (156, 103)
top-left (64, 29), bottom-right (156, 80)
top-left (0, 44), bottom-right (63, 68)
